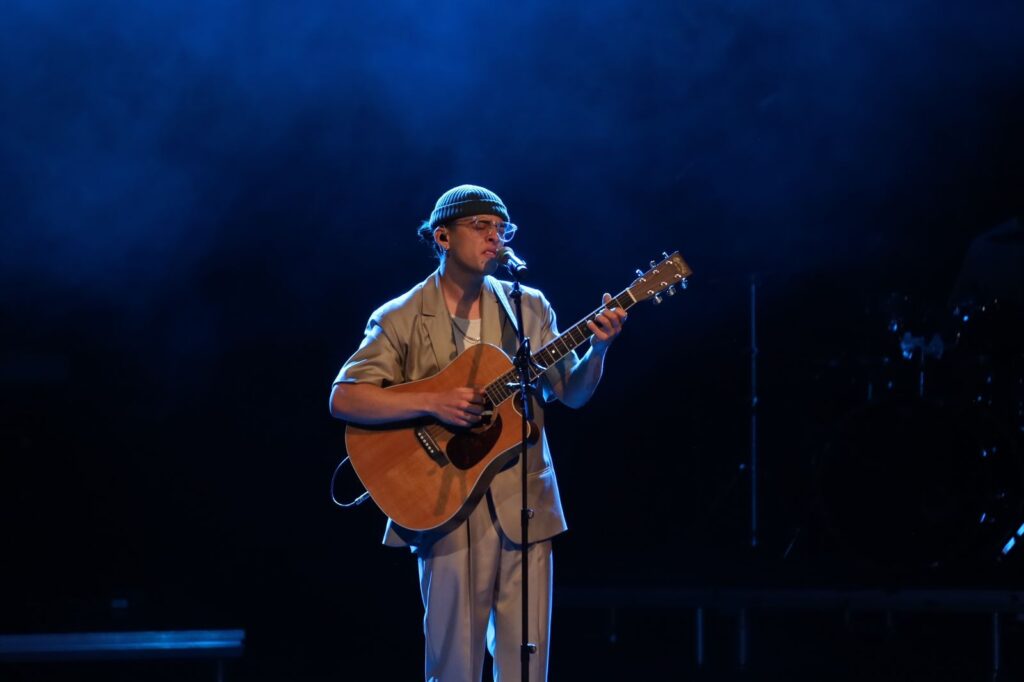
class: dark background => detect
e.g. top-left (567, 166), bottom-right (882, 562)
top-left (2, 1), bottom-right (1023, 679)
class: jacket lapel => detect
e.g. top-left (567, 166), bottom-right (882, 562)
top-left (488, 276), bottom-right (519, 334)
top-left (420, 270), bottom-right (458, 372)
top-left (485, 276), bottom-right (520, 355)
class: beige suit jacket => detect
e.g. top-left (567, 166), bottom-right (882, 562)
top-left (334, 270), bottom-right (578, 550)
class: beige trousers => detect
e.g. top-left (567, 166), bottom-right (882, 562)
top-left (417, 493), bottom-right (553, 682)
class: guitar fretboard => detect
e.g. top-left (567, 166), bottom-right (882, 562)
top-left (483, 290), bottom-right (635, 406)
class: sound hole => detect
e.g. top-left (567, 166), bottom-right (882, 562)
top-left (447, 414), bottom-right (503, 470)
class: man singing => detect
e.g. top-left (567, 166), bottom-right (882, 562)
top-left (330, 184), bottom-right (625, 681)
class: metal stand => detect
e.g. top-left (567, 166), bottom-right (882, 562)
top-left (506, 272), bottom-right (539, 682)
top-left (749, 275), bottom-right (760, 549)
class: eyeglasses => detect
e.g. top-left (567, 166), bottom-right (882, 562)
top-left (454, 217), bottom-right (518, 242)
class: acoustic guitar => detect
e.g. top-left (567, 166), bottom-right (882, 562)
top-left (344, 251), bottom-right (692, 532)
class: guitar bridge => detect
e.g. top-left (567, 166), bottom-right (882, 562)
top-left (415, 426), bottom-right (448, 467)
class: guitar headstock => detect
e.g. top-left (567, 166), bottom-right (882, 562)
top-left (628, 251), bottom-right (693, 305)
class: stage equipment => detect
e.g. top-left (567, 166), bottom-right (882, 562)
top-left (815, 294), bottom-right (1024, 571)
top-left (0, 630), bottom-right (244, 680)
top-left (749, 275), bottom-right (759, 549)
top-left (497, 246), bottom-right (528, 275)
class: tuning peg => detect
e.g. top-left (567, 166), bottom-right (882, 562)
top-left (649, 260), bottom-right (657, 268)
top-left (679, 278), bottom-right (689, 290)
top-left (635, 268), bottom-right (644, 277)
top-left (652, 294), bottom-right (664, 305)
top-left (662, 251), bottom-right (670, 259)
top-left (665, 285), bottom-right (676, 296)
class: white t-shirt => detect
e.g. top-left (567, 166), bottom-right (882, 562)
top-left (451, 316), bottom-right (482, 354)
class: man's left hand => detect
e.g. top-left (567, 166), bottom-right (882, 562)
top-left (587, 293), bottom-right (627, 353)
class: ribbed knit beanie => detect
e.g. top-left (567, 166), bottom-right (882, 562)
top-left (428, 185), bottom-right (509, 227)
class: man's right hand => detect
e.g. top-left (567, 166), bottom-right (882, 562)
top-left (427, 387), bottom-right (488, 428)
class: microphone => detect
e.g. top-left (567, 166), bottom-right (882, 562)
top-left (497, 246), bottom-right (528, 275)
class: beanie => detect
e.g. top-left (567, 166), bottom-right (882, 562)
top-left (428, 185), bottom-right (509, 228)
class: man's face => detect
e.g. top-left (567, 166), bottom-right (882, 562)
top-left (440, 214), bottom-right (508, 277)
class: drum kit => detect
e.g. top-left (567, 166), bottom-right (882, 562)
top-left (815, 294), bottom-right (1024, 573)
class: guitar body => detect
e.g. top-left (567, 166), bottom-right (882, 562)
top-left (345, 343), bottom-right (538, 533)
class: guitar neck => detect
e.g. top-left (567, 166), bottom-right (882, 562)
top-left (530, 289), bottom-right (636, 376)
top-left (483, 289), bottom-right (637, 405)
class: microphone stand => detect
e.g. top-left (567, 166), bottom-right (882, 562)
top-left (504, 262), bottom-right (538, 682)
